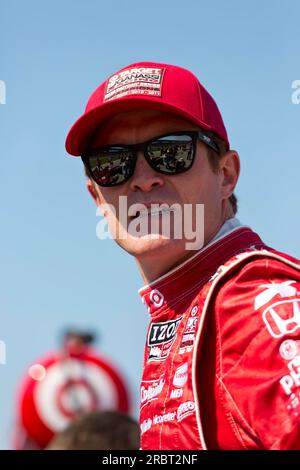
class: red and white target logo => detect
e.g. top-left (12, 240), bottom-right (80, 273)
top-left (18, 351), bottom-right (130, 448)
top-left (190, 305), bottom-right (198, 317)
top-left (56, 378), bottom-right (98, 419)
top-left (149, 289), bottom-right (164, 308)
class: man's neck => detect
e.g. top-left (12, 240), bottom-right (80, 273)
top-left (136, 217), bottom-right (241, 285)
top-left (136, 246), bottom-right (199, 285)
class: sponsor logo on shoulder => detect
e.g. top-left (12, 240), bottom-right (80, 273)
top-left (280, 354), bottom-right (300, 396)
top-left (255, 281), bottom-right (298, 310)
top-left (279, 340), bottom-right (300, 399)
top-left (262, 299), bottom-right (300, 338)
top-left (280, 339), bottom-right (300, 361)
top-left (147, 317), bottom-right (182, 362)
top-left (254, 281), bottom-right (300, 338)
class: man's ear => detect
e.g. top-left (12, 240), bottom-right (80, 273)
top-left (220, 150), bottom-right (240, 199)
top-left (86, 178), bottom-right (100, 205)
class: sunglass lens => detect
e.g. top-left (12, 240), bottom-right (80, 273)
top-left (87, 148), bottom-right (134, 187)
top-left (147, 135), bottom-right (194, 174)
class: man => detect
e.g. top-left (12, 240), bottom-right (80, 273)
top-left (66, 62), bottom-right (300, 449)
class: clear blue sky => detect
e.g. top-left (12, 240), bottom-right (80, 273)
top-left (0, 0), bottom-right (299, 449)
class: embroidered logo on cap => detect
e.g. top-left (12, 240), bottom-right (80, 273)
top-left (104, 67), bottom-right (165, 102)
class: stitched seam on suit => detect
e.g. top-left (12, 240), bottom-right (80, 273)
top-left (215, 258), bottom-right (268, 379)
top-left (217, 373), bottom-right (248, 449)
top-left (215, 303), bottom-right (248, 449)
top-left (225, 410), bottom-right (249, 449)
top-left (217, 376), bottom-right (261, 442)
top-left (215, 289), bottom-right (224, 377)
top-left (221, 328), bottom-right (264, 379)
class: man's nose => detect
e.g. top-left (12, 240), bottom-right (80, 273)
top-left (129, 151), bottom-right (164, 192)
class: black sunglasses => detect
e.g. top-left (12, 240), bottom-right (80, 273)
top-left (82, 130), bottom-right (219, 188)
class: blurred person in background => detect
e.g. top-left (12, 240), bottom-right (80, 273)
top-left (47, 410), bottom-right (139, 450)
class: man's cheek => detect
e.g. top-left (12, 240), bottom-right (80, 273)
top-left (96, 203), bottom-right (120, 240)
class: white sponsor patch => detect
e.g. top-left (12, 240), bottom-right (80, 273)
top-left (140, 375), bottom-right (165, 409)
top-left (262, 299), bottom-right (300, 338)
top-left (153, 411), bottom-right (176, 425)
top-left (185, 317), bottom-right (198, 333)
top-left (147, 317), bottom-right (182, 362)
top-left (140, 418), bottom-right (152, 435)
top-left (279, 339), bottom-right (300, 361)
top-left (104, 67), bottom-right (164, 102)
top-left (280, 355), bottom-right (300, 395)
top-left (170, 388), bottom-right (183, 399)
top-left (172, 363), bottom-right (188, 388)
top-left (176, 401), bottom-right (195, 422)
top-left (286, 391), bottom-right (300, 417)
top-left (179, 333), bottom-right (195, 354)
top-left (254, 281), bottom-right (298, 311)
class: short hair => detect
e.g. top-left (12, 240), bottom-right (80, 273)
top-left (47, 411), bottom-right (140, 450)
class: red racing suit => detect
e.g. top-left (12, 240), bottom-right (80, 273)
top-left (139, 226), bottom-right (300, 449)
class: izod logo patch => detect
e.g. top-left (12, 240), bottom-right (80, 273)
top-left (147, 317), bottom-right (182, 362)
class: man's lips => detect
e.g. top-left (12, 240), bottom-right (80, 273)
top-left (128, 202), bottom-right (177, 220)
top-left (135, 207), bottom-right (175, 219)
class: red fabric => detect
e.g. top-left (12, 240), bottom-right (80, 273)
top-left (65, 61), bottom-right (229, 156)
top-left (139, 227), bottom-right (300, 449)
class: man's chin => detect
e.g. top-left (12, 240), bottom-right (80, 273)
top-left (116, 235), bottom-right (186, 258)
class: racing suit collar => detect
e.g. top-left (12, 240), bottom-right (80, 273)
top-left (139, 220), bottom-right (266, 316)
top-left (208, 217), bottom-right (243, 244)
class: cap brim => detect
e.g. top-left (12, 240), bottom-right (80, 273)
top-left (65, 98), bottom-right (214, 156)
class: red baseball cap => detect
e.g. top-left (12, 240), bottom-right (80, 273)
top-left (65, 61), bottom-right (229, 156)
